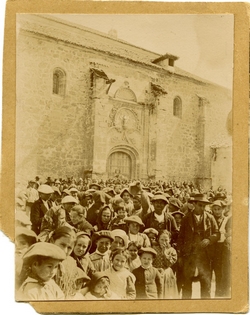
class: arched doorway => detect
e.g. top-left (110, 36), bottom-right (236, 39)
top-left (107, 151), bottom-right (132, 179)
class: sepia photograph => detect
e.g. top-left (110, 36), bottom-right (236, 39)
top-left (14, 12), bottom-right (233, 302)
top-left (1, 1), bottom-right (249, 314)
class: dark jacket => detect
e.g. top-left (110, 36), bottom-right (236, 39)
top-left (133, 266), bottom-right (163, 299)
top-left (177, 211), bottom-right (219, 258)
top-left (30, 198), bottom-right (52, 235)
top-left (143, 211), bottom-right (179, 244)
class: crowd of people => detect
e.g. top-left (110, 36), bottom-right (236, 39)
top-left (15, 175), bottom-right (232, 301)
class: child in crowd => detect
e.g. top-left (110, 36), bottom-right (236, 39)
top-left (69, 204), bottom-right (94, 235)
top-left (125, 216), bottom-right (151, 248)
top-left (110, 202), bottom-right (128, 232)
top-left (120, 188), bottom-right (133, 216)
top-left (127, 241), bottom-right (141, 272)
top-left (90, 231), bottom-right (113, 272)
top-left (110, 229), bottom-right (129, 253)
top-left (15, 227), bottom-right (38, 289)
top-left (143, 228), bottom-right (158, 247)
top-left (48, 226), bottom-right (82, 298)
top-left (84, 272), bottom-right (120, 300)
top-left (16, 242), bottom-right (66, 300)
top-left (133, 247), bottom-right (163, 299)
top-left (152, 230), bottom-right (178, 299)
top-left (171, 210), bottom-right (185, 231)
top-left (105, 249), bottom-right (136, 299)
top-left (94, 205), bottom-right (113, 231)
top-left (71, 232), bottom-right (96, 278)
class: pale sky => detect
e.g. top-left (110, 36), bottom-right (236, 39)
top-left (53, 14), bottom-right (234, 89)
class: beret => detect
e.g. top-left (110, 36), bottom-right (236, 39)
top-left (37, 184), bottom-right (54, 194)
top-left (61, 196), bottom-right (78, 204)
top-left (22, 242), bottom-right (66, 262)
top-left (94, 230), bottom-right (114, 242)
top-left (143, 228), bottom-right (159, 236)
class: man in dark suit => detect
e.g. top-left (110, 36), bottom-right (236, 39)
top-left (30, 184), bottom-right (54, 235)
top-left (177, 194), bottom-right (219, 299)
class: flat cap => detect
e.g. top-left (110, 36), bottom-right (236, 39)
top-left (15, 227), bottom-right (37, 241)
top-left (61, 196), bottom-right (78, 204)
top-left (143, 228), bottom-right (159, 236)
top-left (138, 247), bottom-right (157, 258)
top-left (94, 230), bottom-right (114, 242)
top-left (37, 184), bottom-right (54, 194)
top-left (22, 242), bottom-right (66, 262)
top-left (151, 194), bottom-right (169, 204)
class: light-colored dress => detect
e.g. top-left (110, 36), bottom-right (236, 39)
top-left (17, 277), bottom-right (64, 300)
top-left (105, 267), bottom-right (136, 299)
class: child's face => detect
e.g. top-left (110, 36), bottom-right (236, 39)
top-left (53, 236), bottom-right (75, 256)
top-left (140, 253), bottom-right (153, 269)
top-left (117, 208), bottom-right (126, 219)
top-left (212, 206), bottom-right (223, 218)
top-left (159, 234), bottom-right (170, 248)
top-left (111, 236), bottom-right (124, 251)
top-left (70, 210), bottom-right (83, 225)
top-left (112, 254), bottom-right (127, 271)
top-left (15, 235), bottom-right (32, 253)
top-left (101, 209), bottom-right (111, 224)
top-left (148, 233), bottom-right (157, 246)
top-left (74, 236), bottom-right (90, 257)
top-left (128, 245), bottom-right (138, 260)
top-left (32, 258), bottom-right (60, 282)
top-left (129, 222), bottom-right (140, 234)
top-left (173, 214), bottom-right (182, 224)
top-left (93, 278), bottom-right (109, 296)
top-left (122, 192), bottom-right (131, 202)
top-left (133, 199), bottom-right (141, 210)
top-left (96, 237), bottom-right (111, 254)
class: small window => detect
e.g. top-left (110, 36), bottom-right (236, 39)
top-left (169, 59), bottom-right (174, 67)
top-left (53, 68), bottom-right (66, 96)
top-left (173, 97), bottom-right (182, 118)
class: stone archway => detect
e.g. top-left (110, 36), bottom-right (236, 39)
top-left (107, 146), bottom-right (139, 180)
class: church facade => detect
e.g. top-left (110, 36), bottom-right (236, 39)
top-left (16, 14), bottom-right (232, 191)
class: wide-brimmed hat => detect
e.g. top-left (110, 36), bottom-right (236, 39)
top-left (22, 242), bottom-right (66, 262)
top-left (124, 215), bottom-right (144, 226)
top-left (61, 196), bottom-right (78, 204)
top-left (189, 194), bottom-right (211, 204)
top-left (138, 247), bottom-right (157, 258)
top-left (37, 184), bottom-right (54, 194)
top-left (151, 194), bottom-right (169, 204)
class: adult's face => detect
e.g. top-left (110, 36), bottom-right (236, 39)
top-left (193, 201), bottom-right (206, 215)
top-left (63, 202), bottom-right (76, 213)
top-left (153, 200), bottom-right (166, 215)
top-left (40, 193), bottom-right (52, 201)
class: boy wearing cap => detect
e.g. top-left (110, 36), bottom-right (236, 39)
top-left (143, 194), bottom-right (179, 245)
top-left (177, 194), bottom-right (219, 299)
top-left (133, 247), bottom-right (163, 299)
top-left (16, 242), bottom-right (66, 300)
top-left (90, 231), bottom-right (113, 272)
top-left (125, 216), bottom-right (151, 248)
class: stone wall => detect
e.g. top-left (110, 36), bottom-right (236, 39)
top-left (16, 15), bottom-right (232, 191)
